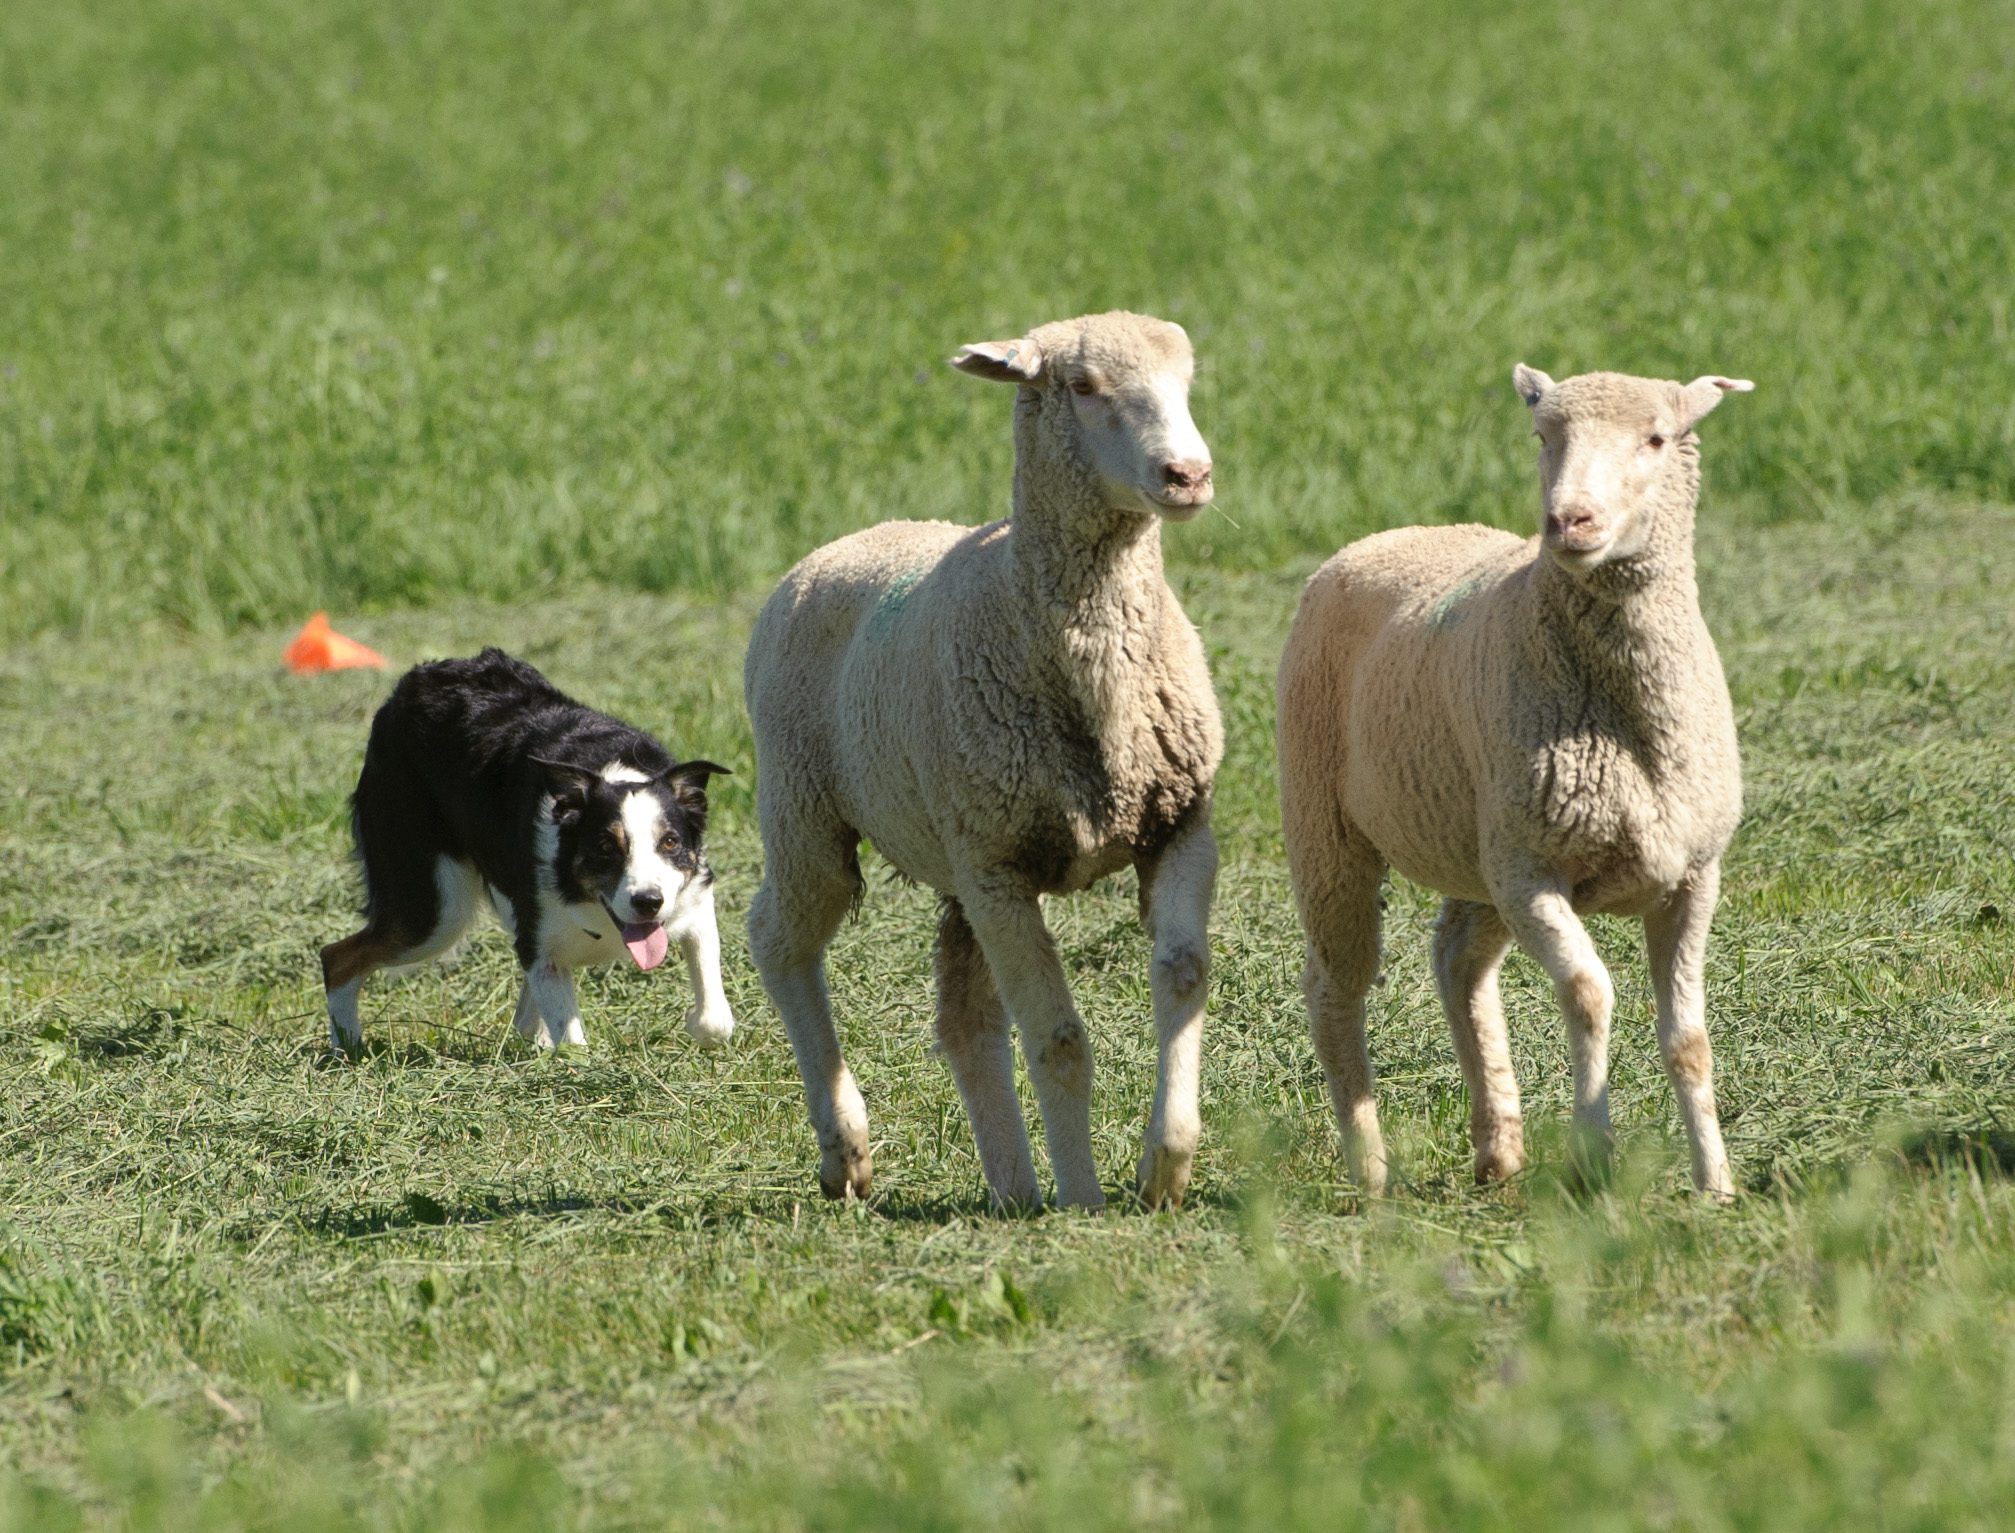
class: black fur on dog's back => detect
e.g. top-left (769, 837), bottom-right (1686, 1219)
top-left (349, 648), bottom-right (705, 968)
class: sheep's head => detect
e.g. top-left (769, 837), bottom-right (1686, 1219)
top-left (1513, 364), bottom-right (1753, 574)
top-left (951, 311), bottom-right (1213, 520)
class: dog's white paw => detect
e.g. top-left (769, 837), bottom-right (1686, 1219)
top-left (684, 1003), bottom-right (735, 1048)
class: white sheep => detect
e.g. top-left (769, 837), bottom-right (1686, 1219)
top-left (1276, 365), bottom-right (1753, 1199)
top-left (743, 311), bottom-right (1224, 1212)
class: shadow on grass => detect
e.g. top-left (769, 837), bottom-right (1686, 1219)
top-left (279, 1176), bottom-right (1271, 1241)
top-left (1741, 1124), bottom-right (2015, 1198)
top-left (298, 1023), bottom-right (521, 1069)
top-left (1894, 1125), bottom-right (2015, 1177)
top-left (287, 1186), bottom-right (664, 1239)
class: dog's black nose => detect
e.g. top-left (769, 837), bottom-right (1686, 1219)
top-left (629, 889), bottom-right (663, 919)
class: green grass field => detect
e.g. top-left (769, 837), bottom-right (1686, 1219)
top-left (3, 0), bottom-right (2013, 1525)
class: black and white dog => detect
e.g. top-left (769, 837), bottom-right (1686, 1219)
top-left (322, 649), bottom-right (733, 1055)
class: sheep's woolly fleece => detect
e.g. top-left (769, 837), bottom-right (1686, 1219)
top-left (743, 310), bottom-right (1223, 1214)
top-left (1276, 366), bottom-right (1749, 1200)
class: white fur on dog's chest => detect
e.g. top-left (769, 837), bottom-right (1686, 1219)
top-left (489, 887), bottom-right (623, 969)
top-left (545, 902), bottom-right (625, 969)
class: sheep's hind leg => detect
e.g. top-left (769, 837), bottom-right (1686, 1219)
top-left (1433, 900), bottom-right (1524, 1184)
top-left (958, 878), bottom-right (1104, 1211)
top-left (1294, 834), bottom-right (1390, 1196)
top-left (934, 900), bottom-right (1040, 1212)
top-left (1134, 821), bottom-right (1218, 1210)
top-left (748, 850), bottom-right (872, 1201)
top-left (1493, 870), bottom-right (1614, 1185)
top-left (1644, 863), bottom-right (1735, 1202)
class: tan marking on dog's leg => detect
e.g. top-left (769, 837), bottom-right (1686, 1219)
top-left (320, 929), bottom-right (412, 1056)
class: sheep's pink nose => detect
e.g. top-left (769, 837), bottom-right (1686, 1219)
top-left (1162, 458), bottom-right (1213, 491)
top-left (1546, 505), bottom-right (1599, 538)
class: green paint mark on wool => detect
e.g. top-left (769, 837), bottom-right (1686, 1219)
top-left (868, 567), bottom-right (927, 639)
top-left (1429, 571), bottom-right (1491, 629)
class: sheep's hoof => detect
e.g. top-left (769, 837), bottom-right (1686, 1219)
top-left (1344, 1144), bottom-right (1390, 1199)
top-left (818, 1145), bottom-right (873, 1203)
top-left (1697, 1173), bottom-right (1737, 1207)
top-left (1134, 1145), bottom-right (1193, 1211)
top-left (1563, 1131), bottom-right (1616, 1197)
top-left (1474, 1149), bottom-right (1527, 1185)
top-left (1473, 1123), bottom-right (1527, 1185)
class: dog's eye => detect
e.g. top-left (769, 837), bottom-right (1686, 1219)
top-left (658, 835), bottom-right (681, 856)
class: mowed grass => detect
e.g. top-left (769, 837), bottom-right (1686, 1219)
top-left (3, 507), bottom-right (2013, 1527)
top-left (3, 0), bottom-right (2014, 1525)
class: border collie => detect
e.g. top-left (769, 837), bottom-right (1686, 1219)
top-left (321, 648), bottom-right (733, 1055)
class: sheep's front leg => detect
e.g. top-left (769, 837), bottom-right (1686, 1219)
top-left (523, 960), bottom-right (588, 1048)
top-left (1644, 863), bottom-right (1735, 1201)
top-left (1493, 871), bottom-right (1613, 1180)
top-left (672, 891), bottom-right (735, 1047)
top-left (1135, 822), bottom-right (1217, 1210)
top-left (959, 880), bottom-right (1105, 1211)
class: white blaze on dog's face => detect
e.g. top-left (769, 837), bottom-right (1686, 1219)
top-left (1515, 363), bottom-right (1753, 573)
top-left (542, 760), bottom-right (727, 971)
top-left (950, 312), bottom-right (1215, 520)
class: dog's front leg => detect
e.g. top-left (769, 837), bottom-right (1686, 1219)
top-left (511, 977), bottom-right (544, 1045)
top-left (673, 893), bottom-right (735, 1047)
top-left (522, 960), bottom-right (587, 1048)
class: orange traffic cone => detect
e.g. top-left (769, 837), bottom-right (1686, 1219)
top-left (284, 612), bottom-right (387, 674)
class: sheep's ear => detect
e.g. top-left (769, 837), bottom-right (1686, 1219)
top-left (949, 338), bottom-right (1045, 386)
top-left (1676, 375), bottom-right (1755, 432)
top-left (1512, 363), bottom-right (1555, 407)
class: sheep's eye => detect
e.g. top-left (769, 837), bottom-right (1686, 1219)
top-left (1647, 433), bottom-right (1666, 449)
top-left (1069, 376), bottom-right (1097, 397)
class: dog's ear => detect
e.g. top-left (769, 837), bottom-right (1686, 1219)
top-left (660, 759), bottom-right (730, 812)
top-left (531, 757), bottom-right (599, 825)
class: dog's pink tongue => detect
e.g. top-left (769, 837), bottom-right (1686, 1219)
top-left (620, 922), bottom-right (669, 971)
